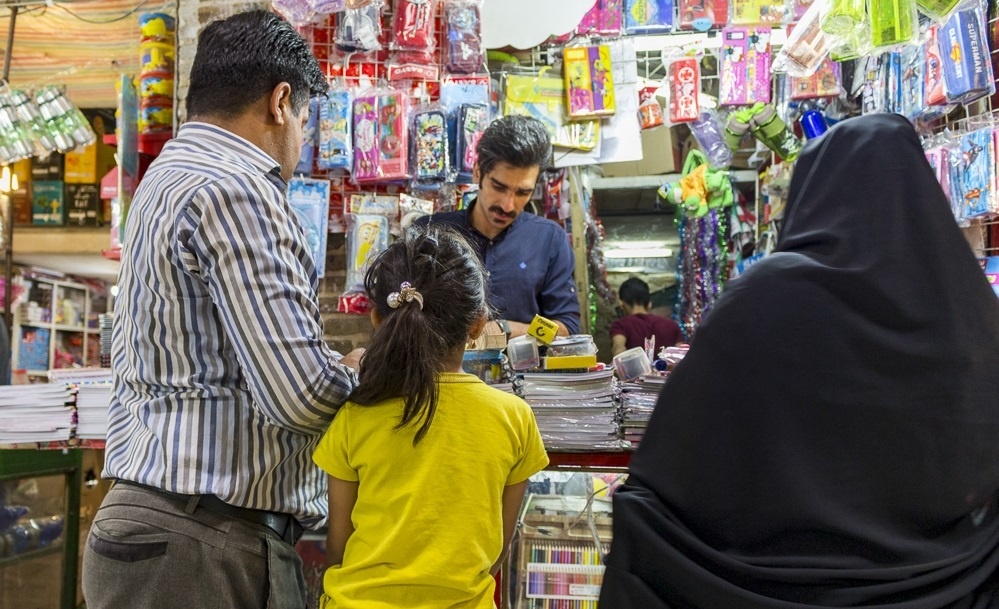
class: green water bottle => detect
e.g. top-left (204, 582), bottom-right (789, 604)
top-left (822, 0), bottom-right (866, 36)
top-left (750, 105), bottom-right (803, 162)
top-left (870, 0), bottom-right (915, 48)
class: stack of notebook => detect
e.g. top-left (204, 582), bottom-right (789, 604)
top-left (515, 369), bottom-right (624, 451)
top-left (0, 384), bottom-right (75, 444)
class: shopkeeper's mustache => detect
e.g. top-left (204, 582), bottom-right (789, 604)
top-left (488, 206), bottom-right (516, 219)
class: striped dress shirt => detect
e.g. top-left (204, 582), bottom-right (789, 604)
top-left (104, 122), bottom-right (354, 528)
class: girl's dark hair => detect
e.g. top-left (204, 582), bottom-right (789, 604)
top-left (187, 10), bottom-right (328, 119)
top-left (351, 226), bottom-right (488, 444)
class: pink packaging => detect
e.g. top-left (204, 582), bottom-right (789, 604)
top-left (719, 27), bottom-right (773, 106)
top-left (924, 146), bottom-right (950, 202)
top-left (577, 0), bottom-right (623, 37)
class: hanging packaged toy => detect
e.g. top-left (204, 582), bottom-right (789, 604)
top-left (899, 45), bottom-right (924, 119)
top-left (924, 146), bottom-right (951, 205)
top-left (352, 89), bottom-right (410, 182)
top-left (731, 0), bottom-right (787, 24)
top-left (287, 177), bottom-right (332, 277)
top-left (638, 85), bottom-right (664, 129)
top-left (955, 129), bottom-right (994, 220)
top-left (924, 26), bottom-right (948, 106)
top-left (861, 54), bottom-right (888, 114)
top-left (564, 45), bottom-right (617, 119)
top-left (869, 0), bottom-right (917, 48)
top-left (503, 72), bottom-right (600, 151)
top-left (295, 98), bottom-right (320, 175)
top-left (318, 88), bottom-right (353, 171)
top-left (790, 59), bottom-right (842, 99)
top-left (624, 0), bottom-right (673, 34)
top-left (720, 28), bottom-right (773, 106)
top-left (445, 0), bottom-right (484, 74)
top-left (665, 57), bottom-right (700, 123)
top-left (336, 1), bottom-right (383, 53)
top-left (577, 0), bottom-right (624, 37)
top-left (392, 0), bottom-right (440, 51)
top-left (679, 0), bottom-right (728, 30)
top-left (411, 106), bottom-right (449, 183)
top-left (939, 1), bottom-right (995, 105)
top-left (456, 103), bottom-right (488, 178)
top-left (658, 149), bottom-right (735, 218)
top-left (341, 213), bottom-right (390, 313)
top-left (915, 0), bottom-right (961, 22)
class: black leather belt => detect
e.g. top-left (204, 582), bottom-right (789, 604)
top-left (115, 480), bottom-right (304, 545)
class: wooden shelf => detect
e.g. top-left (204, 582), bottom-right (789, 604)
top-left (13, 227), bottom-right (111, 256)
top-left (52, 324), bottom-right (89, 333)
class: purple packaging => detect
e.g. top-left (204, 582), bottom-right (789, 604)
top-left (719, 27), bottom-right (772, 106)
top-left (577, 0), bottom-right (623, 37)
top-left (940, 5), bottom-right (993, 104)
top-left (624, 0), bottom-right (673, 34)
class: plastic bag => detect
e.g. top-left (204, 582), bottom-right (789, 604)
top-left (294, 98), bottom-right (320, 175)
top-left (318, 87), bottom-right (353, 171)
top-left (444, 0), bottom-right (484, 74)
top-left (664, 56), bottom-right (700, 123)
top-left (939, 1), bottom-right (995, 105)
top-left (455, 103), bottom-right (488, 179)
top-left (773, 0), bottom-right (837, 78)
top-left (392, 0), bottom-right (439, 51)
top-left (335, 1), bottom-right (383, 52)
top-left (352, 89), bottom-right (410, 182)
top-left (411, 105), bottom-right (450, 183)
top-left (346, 213), bottom-right (390, 291)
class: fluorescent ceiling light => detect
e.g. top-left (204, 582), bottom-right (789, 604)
top-left (604, 240), bottom-right (671, 249)
top-left (604, 247), bottom-right (673, 259)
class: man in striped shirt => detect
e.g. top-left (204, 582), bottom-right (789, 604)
top-left (81, 11), bottom-right (361, 609)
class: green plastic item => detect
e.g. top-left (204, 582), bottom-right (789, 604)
top-left (658, 149), bottom-right (735, 218)
top-left (870, 0), bottom-right (915, 47)
top-left (914, 0), bottom-right (960, 19)
top-left (822, 0), bottom-right (866, 36)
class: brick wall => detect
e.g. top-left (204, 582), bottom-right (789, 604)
top-left (319, 236), bottom-right (373, 353)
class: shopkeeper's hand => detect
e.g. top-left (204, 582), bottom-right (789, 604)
top-left (340, 348), bottom-right (365, 371)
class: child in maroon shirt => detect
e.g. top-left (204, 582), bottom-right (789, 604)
top-left (610, 277), bottom-right (682, 356)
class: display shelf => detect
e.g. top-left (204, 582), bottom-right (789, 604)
top-left (591, 170), bottom-right (759, 190)
top-left (53, 325), bottom-right (89, 333)
top-left (0, 543), bottom-right (62, 569)
top-left (546, 450), bottom-right (632, 471)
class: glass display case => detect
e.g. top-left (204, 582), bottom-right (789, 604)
top-left (0, 450), bottom-right (82, 609)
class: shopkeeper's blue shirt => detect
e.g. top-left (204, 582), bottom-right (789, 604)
top-left (415, 201), bottom-right (581, 334)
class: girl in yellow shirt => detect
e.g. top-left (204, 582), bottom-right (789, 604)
top-left (313, 226), bottom-right (549, 608)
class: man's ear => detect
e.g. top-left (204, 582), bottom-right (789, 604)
top-left (269, 82), bottom-right (293, 125)
top-left (473, 162), bottom-right (481, 185)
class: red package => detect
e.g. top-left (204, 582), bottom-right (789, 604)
top-left (638, 86), bottom-right (664, 129)
top-left (924, 26), bottom-right (947, 106)
top-left (392, 0), bottom-right (440, 52)
top-left (678, 0), bottom-right (729, 31)
top-left (668, 58), bottom-right (700, 123)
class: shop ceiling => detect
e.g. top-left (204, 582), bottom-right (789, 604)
top-left (0, 0), bottom-right (172, 109)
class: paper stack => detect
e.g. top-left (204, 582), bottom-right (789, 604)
top-left (619, 375), bottom-right (666, 447)
top-left (0, 384), bottom-right (75, 444)
top-left (49, 368), bottom-right (113, 440)
top-left (515, 369), bottom-right (624, 451)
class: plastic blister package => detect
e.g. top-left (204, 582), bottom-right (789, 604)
top-left (346, 213), bottom-right (390, 291)
top-left (623, 0), bottom-right (673, 34)
top-left (411, 106), bottom-right (450, 183)
top-left (318, 88), bottom-right (353, 171)
top-left (444, 0), bottom-right (484, 74)
top-left (564, 45), bottom-right (617, 119)
top-left (294, 98), bottom-right (320, 175)
top-left (391, 0), bottom-right (440, 51)
top-left (720, 27), bottom-right (773, 105)
top-left (352, 89), bottom-right (410, 182)
top-left (773, 0), bottom-right (837, 78)
top-left (335, 1), bottom-right (384, 52)
top-left (939, 1), bottom-right (995, 105)
top-left (665, 56), bottom-right (700, 123)
top-left (455, 103), bottom-right (488, 179)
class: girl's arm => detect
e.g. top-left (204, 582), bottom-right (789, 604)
top-left (491, 480), bottom-right (529, 575)
top-left (326, 475), bottom-right (359, 568)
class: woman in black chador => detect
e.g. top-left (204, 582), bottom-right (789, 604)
top-left (600, 113), bottom-right (999, 609)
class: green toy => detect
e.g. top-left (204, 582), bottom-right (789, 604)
top-left (659, 149), bottom-right (735, 218)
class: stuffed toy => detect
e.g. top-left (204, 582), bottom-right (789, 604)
top-left (659, 149), bottom-right (735, 217)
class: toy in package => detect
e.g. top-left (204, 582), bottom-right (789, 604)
top-left (789, 59), bottom-right (842, 99)
top-left (954, 129), bottom-right (994, 220)
top-left (638, 85), bottom-right (664, 129)
top-left (924, 146), bottom-right (950, 205)
top-left (861, 54), bottom-right (888, 114)
top-left (564, 45), bottom-right (616, 119)
top-left (731, 0), bottom-right (786, 24)
top-left (335, 2), bottom-right (383, 52)
top-left (341, 213), bottom-right (390, 313)
top-left (445, 0), bottom-right (484, 74)
top-left (939, 2), bottom-right (995, 105)
top-left (678, 0), bottom-right (728, 30)
top-left (318, 89), bottom-right (353, 171)
top-left (885, 51), bottom-right (902, 114)
top-left (624, 0), bottom-right (673, 34)
top-left (392, 0), bottom-right (439, 51)
top-left (869, 0), bottom-right (917, 48)
top-left (504, 73), bottom-right (600, 151)
top-left (899, 45), bottom-right (924, 119)
top-left (577, 0), bottom-right (623, 37)
top-left (666, 57), bottom-right (700, 123)
top-left (352, 90), bottom-right (410, 182)
top-left (295, 98), bottom-right (319, 175)
top-left (720, 28), bottom-right (773, 106)
top-left (412, 107), bottom-right (449, 182)
top-left (456, 103), bottom-right (488, 178)
top-left (288, 177), bottom-right (332, 277)
top-left (924, 26), bottom-right (948, 106)
top-left (773, 0), bottom-right (835, 78)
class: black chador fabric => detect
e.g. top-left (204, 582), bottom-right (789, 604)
top-left (599, 114), bottom-right (999, 609)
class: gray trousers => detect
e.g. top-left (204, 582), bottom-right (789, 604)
top-left (81, 484), bottom-right (307, 609)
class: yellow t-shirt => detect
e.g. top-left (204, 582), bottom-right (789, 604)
top-left (313, 372), bottom-right (549, 609)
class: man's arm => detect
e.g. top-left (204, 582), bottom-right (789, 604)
top-left (536, 227), bottom-right (581, 335)
top-left (611, 334), bottom-right (628, 357)
top-left (179, 175), bottom-right (356, 434)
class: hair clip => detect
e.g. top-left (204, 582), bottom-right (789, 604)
top-left (387, 281), bottom-right (424, 310)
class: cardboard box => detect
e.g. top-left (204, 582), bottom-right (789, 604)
top-left (64, 183), bottom-right (101, 226)
top-left (11, 194), bottom-right (31, 225)
top-left (601, 125), bottom-right (680, 177)
top-left (31, 153), bottom-right (63, 181)
top-left (64, 109), bottom-right (116, 184)
top-left (32, 180), bottom-right (64, 225)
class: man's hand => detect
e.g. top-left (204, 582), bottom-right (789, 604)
top-left (339, 348), bottom-right (365, 371)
